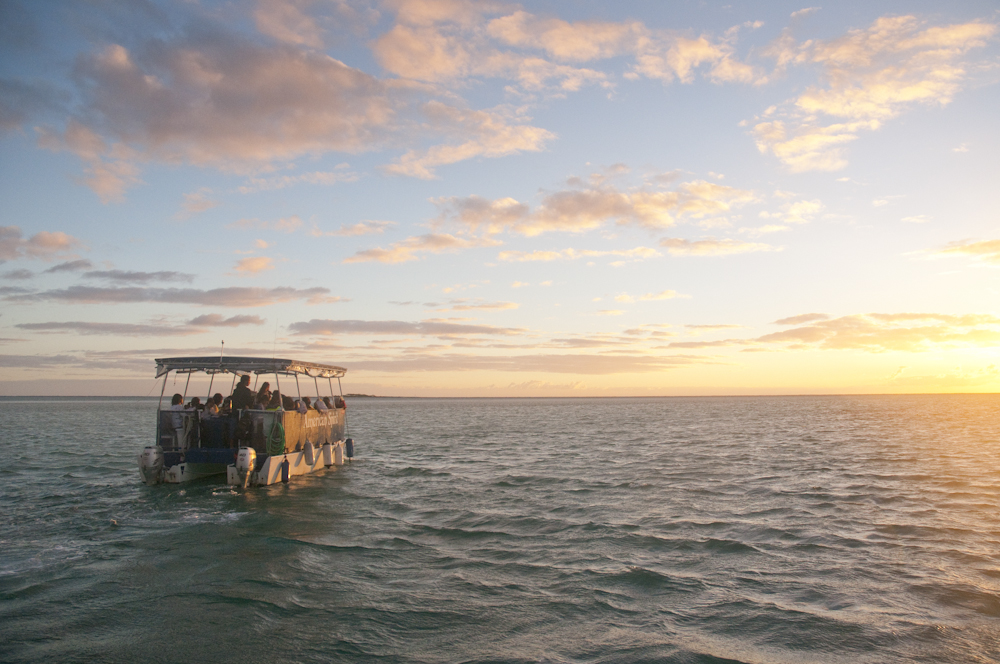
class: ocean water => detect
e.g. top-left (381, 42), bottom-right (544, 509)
top-left (1, 395), bottom-right (999, 663)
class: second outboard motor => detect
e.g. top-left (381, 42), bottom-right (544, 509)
top-left (345, 438), bottom-right (354, 460)
top-left (236, 447), bottom-right (256, 488)
top-left (138, 446), bottom-right (164, 485)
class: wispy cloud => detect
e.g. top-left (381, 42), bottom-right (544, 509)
top-left (498, 246), bottom-right (660, 262)
top-left (344, 233), bottom-right (500, 264)
top-left (83, 270), bottom-right (194, 284)
top-left (756, 312), bottom-right (1000, 351)
top-left (754, 16), bottom-right (996, 171)
top-left (659, 237), bottom-right (776, 256)
top-left (17, 313), bottom-right (265, 337)
top-left (233, 256), bottom-right (276, 274)
top-left (930, 239), bottom-right (1000, 265)
top-left (288, 318), bottom-right (525, 337)
top-left (228, 216), bottom-right (303, 233)
top-left (44, 260), bottom-right (93, 273)
top-left (0, 226), bottom-right (84, 262)
top-left (177, 188), bottom-right (219, 219)
top-left (436, 177), bottom-right (757, 236)
top-left (6, 286), bottom-right (343, 307)
top-left (313, 220), bottom-right (395, 237)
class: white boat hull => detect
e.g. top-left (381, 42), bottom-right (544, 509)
top-left (226, 440), bottom-right (347, 486)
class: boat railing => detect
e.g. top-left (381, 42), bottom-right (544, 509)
top-left (155, 407), bottom-right (346, 454)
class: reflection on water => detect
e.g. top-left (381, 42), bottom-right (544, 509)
top-left (1, 395), bottom-right (999, 663)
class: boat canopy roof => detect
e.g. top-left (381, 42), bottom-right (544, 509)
top-left (155, 356), bottom-right (347, 379)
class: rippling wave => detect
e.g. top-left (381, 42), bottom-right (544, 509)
top-left (1, 395), bottom-right (999, 663)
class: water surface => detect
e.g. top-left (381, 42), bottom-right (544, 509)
top-left (1, 395), bottom-right (999, 663)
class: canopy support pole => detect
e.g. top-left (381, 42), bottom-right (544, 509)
top-left (183, 372), bottom-right (191, 400)
top-left (294, 374), bottom-right (302, 400)
top-left (158, 372), bottom-right (168, 409)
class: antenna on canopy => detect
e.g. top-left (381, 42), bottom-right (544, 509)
top-left (220, 340), bottom-right (225, 363)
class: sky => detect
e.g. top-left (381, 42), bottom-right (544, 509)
top-left (1, 0), bottom-right (999, 397)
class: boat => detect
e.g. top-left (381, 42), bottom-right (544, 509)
top-left (138, 356), bottom-right (355, 487)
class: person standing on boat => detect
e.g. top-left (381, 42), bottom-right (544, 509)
top-left (231, 375), bottom-right (254, 410)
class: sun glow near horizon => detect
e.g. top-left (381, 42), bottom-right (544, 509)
top-left (0, 1), bottom-right (998, 397)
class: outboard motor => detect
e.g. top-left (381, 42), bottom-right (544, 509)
top-left (235, 447), bottom-right (256, 488)
top-left (138, 445), bottom-right (164, 485)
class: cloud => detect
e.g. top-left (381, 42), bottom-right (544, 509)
top-left (238, 168), bottom-right (360, 193)
top-left (373, 3), bottom-right (764, 94)
top-left (351, 352), bottom-right (712, 375)
top-left (659, 237), bottom-right (776, 256)
top-left (233, 256), bottom-right (276, 274)
top-left (773, 313), bottom-right (830, 325)
top-left (83, 270), bottom-right (195, 284)
top-left (344, 233), bottom-right (499, 264)
top-left (512, 281), bottom-right (529, 288)
top-left (313, 220), bottom-right (395, 237)
top-left (16, 313), bottom-right (265, 337)
top-left (381, 102), bottom-right (555, 179)
top-left (498, 246), bottom-right (660, 263)
top-left (931, 239), bottom-right (1000, 265)
top-left (16, 321), bottom-right (205, 337)
top-left (7, 285), bottom-right (342, 307)
top-left (44, 259), bottom-right (93, 273)
top-left (0, 226), bottom-right (84, 262)
top-left (902, 215), bottom-right (931, 224)
top-left (254, 0), bottom-right (324, 49)
top-left (436, 177), bottom-right (757, 236)
top-left (228, 216), bottom-right (303, 233)
top-left (443, 299), bottom-right (519, 311)
top-left (755, 312), bottom-right (1000, 352)
top-left (641, 289), bottom-right (687, 301)
top-left (288, 318), bottom-right (525, 337)
top-left (35, 19), bottom-right (555, 197)
top-left (2, 269), bottom-right (33, 280)
top-left (177, 189), bottom-right (219, 219)
top-left (597, 309), bottom-right (625, 316)
top-left (186, 314), bottom-right (266, 327)
top-left (755, 16), bottom-right (997, 171)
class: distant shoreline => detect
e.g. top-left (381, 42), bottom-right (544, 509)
top-left (0, 393), bottom-right (995, 401)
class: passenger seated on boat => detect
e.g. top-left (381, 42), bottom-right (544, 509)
top-left (266, 391), bottom-right (283, 410)
top-left (301, 396), bottom-right (312, 410)
top-left (282, 395), bottom-right (296, 411)
top-left (322, 396), bottom-right (333, 409)
top-left (295, 398), bottom-right (308, 414)
top-left (170, 393), bottom-right (184, 409)
top-left (188, 396), bottom-right (201, 411)
top-left (313, 397), bottom-right (328, 411)
top-left (204, 394), bottom-right (221, 417)
top-left (220, 396), bottom-right (233, 415)
top-left (256, 382), bottom-right (272, 406)
top-left (333, 395), bottom-right (346, 409)
top-left (231, 375), bottom-right (254, 410)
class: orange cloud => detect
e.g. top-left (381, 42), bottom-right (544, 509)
top-left (659, 237), bottom-right (776, 256)
top-left (344, 233), bottom-right (500, 264)
top-left (233, 256), bottom-right (275, 274)
top-left (0, 226), bottom-right (84, 262)
top-left (931, 239), bottom-right (1000, 264)
top-left (755, 16), bottom-right (997, 171)
top-left (436, 177), bottom-right (757, 236)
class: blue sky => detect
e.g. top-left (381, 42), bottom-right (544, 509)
top-left (1, 0), bottom-right (999, 396)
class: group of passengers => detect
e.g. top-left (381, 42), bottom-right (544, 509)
top-left (169, 374), bottom-right (344, 417)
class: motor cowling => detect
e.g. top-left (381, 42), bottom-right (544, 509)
top-left (138, 445), bottom-right (164, 485)
top-left (236, 447), bottom-right (256, 487)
